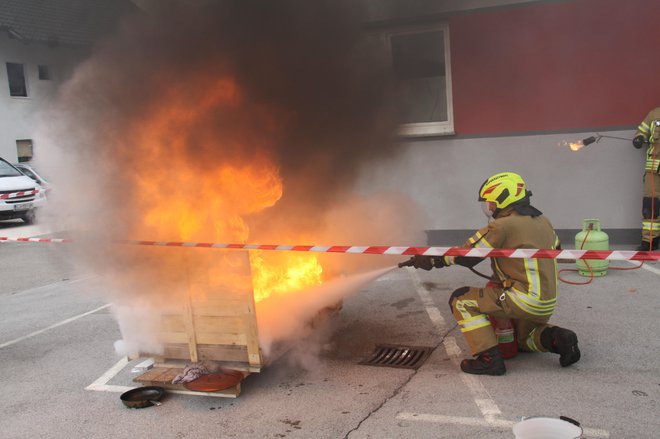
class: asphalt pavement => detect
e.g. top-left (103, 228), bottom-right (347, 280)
top-left (0, 221), bottom-right (659, 438)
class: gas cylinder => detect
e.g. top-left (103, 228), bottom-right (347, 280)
top-left (575, 219), bottom-right (609, 277)
top-left (489, 316), bottom-right (518, 359)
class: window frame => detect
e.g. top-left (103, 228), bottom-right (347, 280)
top-left (6, 62), bottom-right (29, 98)
top-left (38, 65), bottom-right (51, 81)
top-left (384, 23), bottom-right (454, 137)
top-left (16, 139), bottom-right (34, 162)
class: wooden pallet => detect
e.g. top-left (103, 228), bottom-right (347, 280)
top-left (133, 366), bottom-right (243, 398)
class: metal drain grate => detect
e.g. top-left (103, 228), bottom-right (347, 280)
top-left (359, 344), bottom-right (433, 369)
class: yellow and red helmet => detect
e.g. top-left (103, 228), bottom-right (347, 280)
top-left (478, 172), bottom-right (528, 210)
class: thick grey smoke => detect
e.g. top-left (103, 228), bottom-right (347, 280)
top-left (256, 266), bottom-right (397, 357)
top-left (39, 0), bottom-right (427, 267)
top-left (36, 0), bottom-right (426, 357)
top-left (43, 0), bottom-right (400, 233)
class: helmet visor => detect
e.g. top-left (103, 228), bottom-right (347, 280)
top-left (481, 201), bottom-right (493, 219)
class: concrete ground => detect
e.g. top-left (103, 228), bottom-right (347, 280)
top-left (1, 221), bottom-right (659, 438)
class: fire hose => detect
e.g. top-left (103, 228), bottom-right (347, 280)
top-left (1, 236), bottom-right (659, 261)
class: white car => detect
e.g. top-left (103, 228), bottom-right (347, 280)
top-left (14, 163), bottom-right (52, 196)
top-left (0, 157), bottom-right (47, 224)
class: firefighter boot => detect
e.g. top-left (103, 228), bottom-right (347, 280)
top-left (541, 327), bottom-right (581, 367)
top-left (460, 346), bottom-right (506, 376)
top-left (636, 238), bottom-right (659, 251)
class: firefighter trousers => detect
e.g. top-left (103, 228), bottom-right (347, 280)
top-left (448, 286), bottom-right (553, 356)
top-left (642, 171), bottom-right (660, 242)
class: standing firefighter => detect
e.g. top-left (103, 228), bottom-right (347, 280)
top-left (632, 107), bottom-right (660, 251)
top-left (402, 172), bottom-right (580, 376)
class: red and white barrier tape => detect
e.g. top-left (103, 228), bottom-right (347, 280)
top-left (1, 237), bottom-right (658, 261)
top-left (0, 189), bottom-right (40, 200)
top-left (0, 237), bottom-right (72, 243)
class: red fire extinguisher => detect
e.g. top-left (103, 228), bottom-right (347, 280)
top-left (486, 281), bottom-right (518, 359)
top-left (489, 316), bottom-right (518, 359)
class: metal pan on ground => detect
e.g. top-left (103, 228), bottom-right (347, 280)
top-left (120, 386), bottom-right (165, 409)
top-left (183, 370), bottom-right (244, 392)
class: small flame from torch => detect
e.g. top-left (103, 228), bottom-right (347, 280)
top-left (559, 136), bottom-right (597, 152)
top-left (569, 141), bottom-right (584, 151)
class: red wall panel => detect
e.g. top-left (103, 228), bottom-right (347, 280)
top-left (450, 0), bottom-right (660, 135)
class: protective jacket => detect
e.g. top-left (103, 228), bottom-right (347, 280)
top-left (636, 107), bottom-right (660, 173)
top-left (448, 209), bottom-right (560, 316)
top-left (445, 208), bottom-right (561, 355)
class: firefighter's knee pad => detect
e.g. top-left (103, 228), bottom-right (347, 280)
top-left (448, 286), bottom-right (471, 310)
top-left (642, 197), bottom-right (660, 219)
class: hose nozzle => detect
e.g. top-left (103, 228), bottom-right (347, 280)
top-left (581, 136), bottom-right (597, 146)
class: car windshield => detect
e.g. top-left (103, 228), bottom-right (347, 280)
top-left (0, 160), bottom-right (23, 177)
top-left (17, 164), bottom-right (50, 183)
top-left (18, 167), bottom-right (37, 180)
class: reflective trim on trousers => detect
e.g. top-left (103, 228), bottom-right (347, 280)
top-left (642, 220), bottom-right (660, 239)
top-left (644, 161), bottom-right (659, 172)
top-left (458, 314), bottom-right (492, 333)
top-left (455, 299), bottom-right (478, 320)
top-left (642, 220), bottom-right (659, 231)
top-left (526, 327), bottom-right (543, 352)
top-left (507, 288), bottom-right (556, 317)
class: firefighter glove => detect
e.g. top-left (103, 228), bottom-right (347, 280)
top-left (633, 135), bottom-right (646, 149)
top-left (410, 255), bottom-right (447, 270)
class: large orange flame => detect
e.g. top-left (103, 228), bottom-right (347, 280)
top-left (123, 75), bottom-right (322, 301)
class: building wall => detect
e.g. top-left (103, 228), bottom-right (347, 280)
top-left (359, 129), bottom-right (641, 235)
top-left (0, 35), bottom-right (87, 162)
top-left (360, 0), bottom-right (658, 243)
top-left (450, 0), bottom-right (660, 135)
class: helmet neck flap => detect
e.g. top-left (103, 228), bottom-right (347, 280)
top-left (493, 191), bottom-right (543, 218)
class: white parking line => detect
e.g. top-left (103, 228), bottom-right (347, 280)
top-left (85, 357), bottom-right (238, 398)
top-left (4, 274), bottom-right (97, 296)
top-left (628, 260), bottom-right (660, 276)
top-left (397, 412), bottom-right (512, 428)
top-left (396, 412), bottom-right (610, 437)
top-left (0, 303), bottom-right (110, 349)
top-left (406, 269), bottom-right (610, 437)
top-left (408, 268), bottom-right (503, 422)
top-left (85, 356), bottom-right (131, 391)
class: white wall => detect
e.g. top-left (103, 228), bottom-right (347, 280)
top-left (358, 130), bottom-right (642, 231)
top-left (0, 35), bottom-right (87, 162)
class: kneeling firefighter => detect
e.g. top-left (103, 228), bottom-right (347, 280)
top-left (401, 172), bottom-right (580, 376)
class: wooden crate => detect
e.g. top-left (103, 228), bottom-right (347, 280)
top-left (155, 295), bottom-right (262, 371)
top-left (137, 249), bottom-right (263, 374)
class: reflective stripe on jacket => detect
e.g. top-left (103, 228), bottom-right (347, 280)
top-left (636, 107), bottom-right (660, 172)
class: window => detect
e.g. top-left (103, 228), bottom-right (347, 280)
top-left (16, 139), bottom-right (33, 162)
top-left (38, 65), bottom-right (50, 80)
top-left (6, 62), bottom-right (28, 97)
top-left (387, 24), bottom-right (453, 137)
